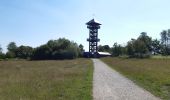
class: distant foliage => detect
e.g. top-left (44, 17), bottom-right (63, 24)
top-left (152, 39), bottom-right (161, 55)
top-left (0, 45), bottom-right (2, 53)
top-left (1, 38), bottom-right (82, 60)
top-left (112, 43), bottom-right (124, 57)
top-left (2, 28), bottom-right (170, 59)
top-left (98, 45), bottom-right (111, 52)
top-left (160, 29), bottom-right (170, 55)
top-left (16, 46), bottom-right (33, 59)
top-left (98, 44), bottom-right (126, 57)
top-left (0, 45), bottom-right (5, 59)
top-left (79, 44), bottom-right (84, 57)
top-left (126, 32), bottom-right (152, 58)
top-left (31, 38), bottom-right (81, 60)
top-left (6, 42), bottom-right (17, 58)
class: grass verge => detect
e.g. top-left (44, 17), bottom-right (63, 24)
top-left (101, 57), bottom-right (170, 100)
top-left (0, 58), bottom-right (93, 100)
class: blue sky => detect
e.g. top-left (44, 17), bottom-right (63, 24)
top-left (1, 0), bottom-right (170, 52)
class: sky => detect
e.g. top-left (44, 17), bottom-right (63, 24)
top-left (1, 0), bottom-right (170, 52)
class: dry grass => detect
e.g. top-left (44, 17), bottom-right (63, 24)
top-left (0, 58), bottom-right (93, 100)
top-left (101, 57), bottom-right (170, 100)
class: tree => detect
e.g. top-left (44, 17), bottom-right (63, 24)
top-left (32, 44), bottom-right (51, 60)
top-left (134, 39), bottom-right (149, 58)
top-left (138, 32), bottom-right (152, 52)
top-left (6, 52), bottom-right (15, 58)
top-left (161, 30), bottom-right (167, 46)
top-left (79, 44), bottom-right (84, 52)
top-left (160, 30), bottom-right (170, 55)
top-left (98, 45), bottom-right (111, 52)
top-left (103, 45), bottom-right (111, 52)
top-left (78, 44), bottom-right (84, 57)
top-left (112, 43), bottom-right (122, 56)
top-left (168, 29), bottom-right (170, 45)
top-left (98, 45), bottom-right (105, 52)
top-left (7, 42), bottom-right (17, 52)
top-left (0, 45), bottom-right (2, 53)
top-left (127, 39), bottom-right (135, 56)
top-left (16, 45), bottom-right (33, 59)
top-left (31, 38), bottom-right (80, 60)
top-left (0, 45), bottom-right (5, 59)
top-left (152, 39), bottom-right (161, 55)
top-left (126, 33), bottom-right (152, 58)
top-left (6, 42), bottom-right (17, 58)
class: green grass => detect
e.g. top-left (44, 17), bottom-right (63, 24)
top-left (151, 55), bottom-right (170, 59)
top-left (0, 58), bottom-right (93, 100)
top-left (101, 57), bottom-right (170, 100)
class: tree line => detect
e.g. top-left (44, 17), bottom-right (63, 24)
top-left (1, 29), bottom-right (170, 60)
top-left (98, 30), bottom-right (170, 58)
top-left (0, 38), bottom-right (84, 60)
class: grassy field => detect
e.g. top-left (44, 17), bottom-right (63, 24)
top-left (101, 57), bottom-right (170, 100)
top-left (0, 58), bottom-right (93, 100)
top-left (151, 55), bottom-right (170, 59)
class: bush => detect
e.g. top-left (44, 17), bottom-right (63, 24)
top-left (6, 51), bottom-right (16, 58)
top-left (0, 52), bottom-right (5, 59)
top-left (133, 53), bottom-right (151, 58)
top-left (16, 46), bottom-right (33, 59)
top-left (126, 33), bottom-right (152, 58)
top-left (31, 38), bottom-right (81, 60)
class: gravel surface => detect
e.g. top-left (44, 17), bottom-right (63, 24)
top-left (92, 59), bottom-right (160, 100)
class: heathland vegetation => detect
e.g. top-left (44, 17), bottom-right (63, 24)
top-left (0, 58), bottom-right (93, 100)
top-left (101, 57), bottom-right (170, 100)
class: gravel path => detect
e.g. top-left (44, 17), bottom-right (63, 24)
top-left (92, 59), bottom-right (160, 100)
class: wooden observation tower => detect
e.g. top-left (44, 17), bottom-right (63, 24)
top-left (86, 19), bottom-right (101, 57)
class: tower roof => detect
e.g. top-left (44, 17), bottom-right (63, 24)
top-left (86, 19), bottom-right (101, 25)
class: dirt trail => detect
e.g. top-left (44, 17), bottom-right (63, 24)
top-left (92, 59), bottom-right (160, 100)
